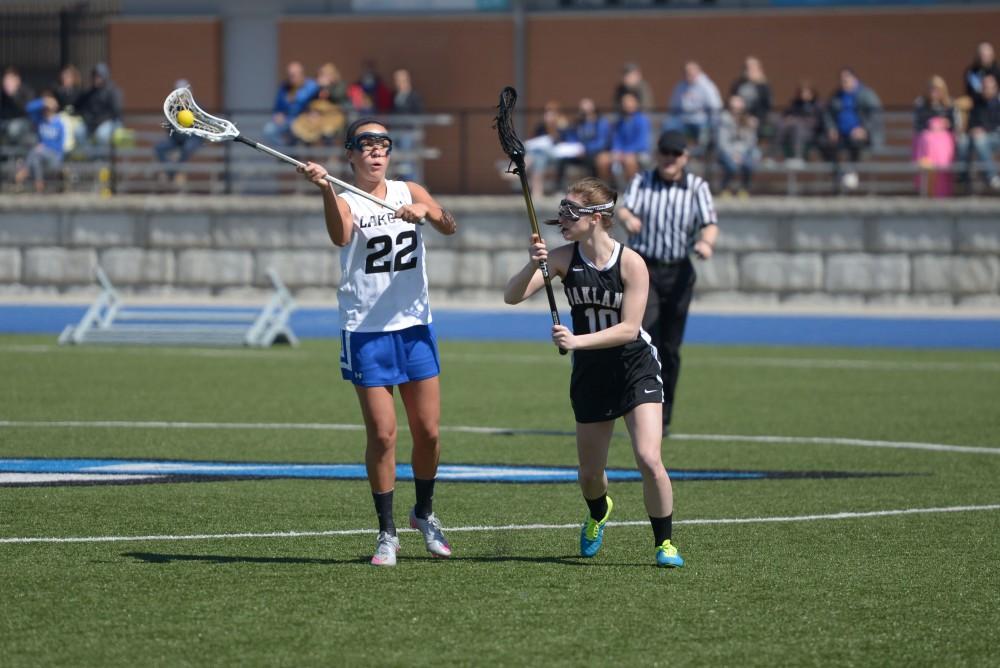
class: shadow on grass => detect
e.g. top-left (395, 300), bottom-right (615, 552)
top-left (123, 551), bottom-right (368, 565)
top-left (387, 554), bottom-right (651, 568)
top-left (123, 551), bottom-right (645, 568)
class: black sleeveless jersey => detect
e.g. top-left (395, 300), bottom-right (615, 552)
top-left (561, 242), bottom-right (663, 423)
top-left (563, 242), bottom-right (627, 337)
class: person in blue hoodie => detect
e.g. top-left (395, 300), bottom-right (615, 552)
top-left (264, 61), bottom-right (319, 146)
top-left (596, 91), bottom-right (650, 187)
top-left (557, 97), bottom-right (611, 186)
top-left (14, 91), bottom-right (65, 193)
top-left (821, 67), bottom-right (882, 192)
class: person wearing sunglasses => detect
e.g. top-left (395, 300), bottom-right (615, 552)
top-left (617, 129), bottom-right (719, 437)
top-left (298, 117), bottom-right (458, 567)
top-left (504, 177), bottom-right (685, 569)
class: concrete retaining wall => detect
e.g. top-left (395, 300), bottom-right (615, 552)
top-left (1, 195), bottom-right (998, 310)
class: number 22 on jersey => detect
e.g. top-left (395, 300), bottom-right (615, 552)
top-left (364, 230), bottom-right (418, 274)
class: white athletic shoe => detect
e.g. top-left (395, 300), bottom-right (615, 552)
top-left (370, 531), bottom-right (400, 567)
top-left (409, 508), bottom-right (452, 558)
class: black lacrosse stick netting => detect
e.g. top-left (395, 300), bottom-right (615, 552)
top-left (494, 86), bottom-right (525, 174)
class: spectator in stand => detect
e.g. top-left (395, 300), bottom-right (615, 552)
top-left (964, 42), bottom-right (1000, 107)
top-left (913, 76), bottom-right (957, 197)
top-left (821, 67), bottom-right (882, 192)
top-left (666, 61), bottom-right (723, 149)
top-left (348, 60), bottom-right (393, 114)
top-left (959, 73), bottom-right (1000, 191)
top-left (557, 97), bottom-right (611, 186)
top-left (264, 61), bottom-right (319, 146)
top-left (54, 64), bottom-right (82, 112)
top-left (389, 68), bottom-right (424, 180)
top-left (614, 62), bottom-right (655, 112)
top-left (596, 91), bottom-right (651, 187)
top-left (1, 66), bottom-right (35, 147)
top-left (313, 62), bottom-right (350, 108)
top-left (391, 68), bottom-right (423, 114)
top-left (74, 62), bottom-right (123, 147)
top-left (716, 95), bottom-right (759, 197)
top-left (914, 75), bottom-right (958, 133)
top-left (524, 100), bottom-right (571, 195)
top-left (778, 81), bottom-right (823, 160)
top-left (292, 64), bottom-right (348, 146)
top-left (13, 91), bottom-right (65, 193)
top-left (52, 64), bottom-right (84, 152)
top-left (729, 56), bottom-right (772, 137)
top-left (154, 79), bottom-right (204, 185)
top-left (351, 91), bottom-right (376, 116)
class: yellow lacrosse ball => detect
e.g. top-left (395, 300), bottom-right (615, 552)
top-left (176, 109), bottom-right (194, 128)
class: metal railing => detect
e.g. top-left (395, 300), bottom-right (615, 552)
top-left (462, 105), bottom-right (995, 197)
top-left (0, 111), bottom-right (453, 196)
top-left (0, 107), bottom-right (995, 197)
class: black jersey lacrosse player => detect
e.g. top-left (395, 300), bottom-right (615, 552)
top-left (504, 177), bottom-right (684, 568)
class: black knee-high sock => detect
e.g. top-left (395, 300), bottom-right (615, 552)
top-left (650, 514), bottom-right (673, 545)
top-left (414, 478), bottom-right (435, 520)
top-left (372, 490), bottom-right (395, 535)
top-left (585, 494), bottom-right (608, 522)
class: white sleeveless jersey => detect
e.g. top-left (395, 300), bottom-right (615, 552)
top-left (338, 180), bottom-right (432, 332)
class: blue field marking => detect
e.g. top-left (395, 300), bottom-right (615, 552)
top-left (0, 457), bottom-right (672, 483)
top-left (0, 457), bottom-right (903, 487)
top-left (2, 304), bottom-right (1000, 348)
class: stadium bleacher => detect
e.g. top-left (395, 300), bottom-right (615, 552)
top-left (3, 108), bottom-right (997, 197)
top-left (0, 112), bottom-right (450, 197)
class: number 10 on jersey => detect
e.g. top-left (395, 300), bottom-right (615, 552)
top-left (584, 307), bottom-right (619, 332)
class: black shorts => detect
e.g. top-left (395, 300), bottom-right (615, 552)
top-left (569, 339), bottom-right (663, 424)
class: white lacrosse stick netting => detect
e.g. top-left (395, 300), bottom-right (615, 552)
top-left (163, 87), bottom-right (239, 142)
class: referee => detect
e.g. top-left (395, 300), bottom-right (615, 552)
top-left (617, 129), bottom-right (719, 436)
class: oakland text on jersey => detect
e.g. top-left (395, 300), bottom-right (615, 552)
top-left (565, 286), bottom-right (624, 310)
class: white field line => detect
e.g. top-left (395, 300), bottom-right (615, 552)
top-left (695, 356), bottom-right (1000, 372)
top-left (0, 344), bottom-right (55, 353)
top-left (446, 352), bottom-right (1000, 373)
top-left (0, 344), bottom-right (306, 359)
top-left (675, 433), bottom-right (1000, 455)
top-left (485, 353), bottom-right (1000, 373)
top-left (5, 345), bottom-right (998, 372)
top-left (2, 504), bottom-right (998, 545)
top-left (2, 419), bottom-right (999, 455)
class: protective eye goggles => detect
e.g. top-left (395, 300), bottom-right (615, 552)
top-left (344, 132), bottom-right (393, 153)
top-left (545, 199), bottom-right (616, 225)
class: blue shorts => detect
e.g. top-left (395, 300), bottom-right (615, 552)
top-left (340, 324), bottom-right (440, 387)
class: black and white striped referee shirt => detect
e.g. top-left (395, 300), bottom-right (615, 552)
top-left (623, 170), bottom-right (718, 262)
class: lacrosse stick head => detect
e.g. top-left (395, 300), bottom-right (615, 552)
top-left (493, 86), bottom-right (525, 172)
top-left (162, 87), bottom-right (239, 142)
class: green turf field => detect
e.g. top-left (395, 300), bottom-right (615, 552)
top-left (2, 335), bottom-right (999, 666)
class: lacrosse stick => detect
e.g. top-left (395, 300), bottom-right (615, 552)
top-left (162, 87), bottom-right (403, 215)
top-left (493, 86), bottom-right (566, 355)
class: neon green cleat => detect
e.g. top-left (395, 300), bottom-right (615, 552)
top-left (655, 539), bottom-right (684, 568)
top-left (579, 496), bottom-right (613, 557)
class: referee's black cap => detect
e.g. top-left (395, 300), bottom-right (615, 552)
top-left (657, 130), bottom-right (688, 155)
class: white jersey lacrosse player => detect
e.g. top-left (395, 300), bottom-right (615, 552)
top-left (338, 179), bottom-right (430, 335)
top-left (298, 118), bottom-right (458, 567)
